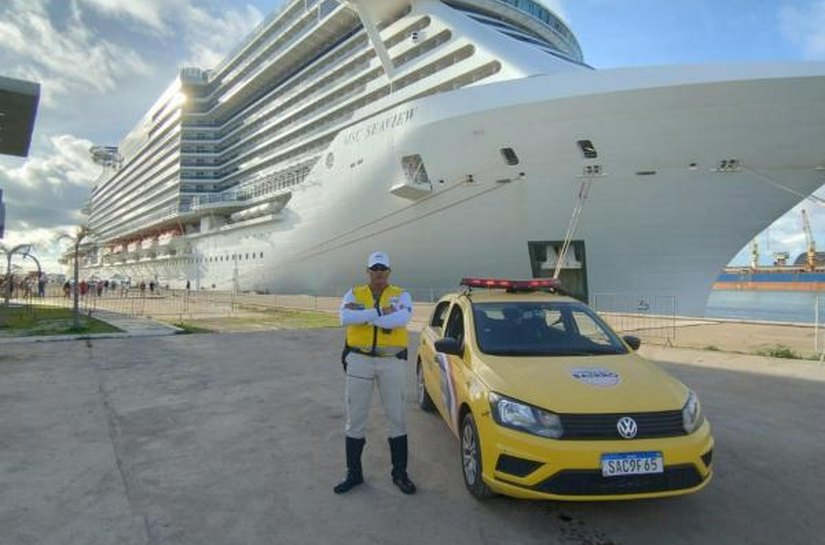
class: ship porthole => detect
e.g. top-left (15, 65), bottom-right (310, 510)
top-left (326, 152), bottom-right (335, 169)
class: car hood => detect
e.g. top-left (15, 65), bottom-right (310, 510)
top-left (475, 353), bottom-right (689, 413)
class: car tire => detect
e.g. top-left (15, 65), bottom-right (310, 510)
top-left (417, 360), bottom-right (435, 412)
top-left (460, 411), bottom-right (495, 499)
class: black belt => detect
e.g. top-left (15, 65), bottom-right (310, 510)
top-left (348, 347), bottom-right (408, 360)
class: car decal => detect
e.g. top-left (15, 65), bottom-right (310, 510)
top-left (570, 367), bottom-right (621, 388)
top-left (436, 352), bottom-right (459, 427)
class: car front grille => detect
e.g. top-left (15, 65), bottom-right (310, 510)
top-left (534, 464), bottom-right (704, 496)
top-left (560, 410), bottom-right (686, 440)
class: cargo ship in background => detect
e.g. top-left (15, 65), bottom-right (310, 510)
top-left (714, 266), bottom-right (825, 292)
top-left (75, 0), bottom-right (825, 317)
top-left (714, 209), bottom-right (825, 292)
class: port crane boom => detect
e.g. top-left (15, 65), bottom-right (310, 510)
top-left (802, 209), bottom-right (816, 271)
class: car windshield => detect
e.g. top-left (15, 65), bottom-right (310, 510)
top-left (472, 301), bottom-right (628, 356)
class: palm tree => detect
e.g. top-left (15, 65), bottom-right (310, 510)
top-left (57, 225), bottom-right (93, 329)
top-left (2, 243), bottom-right (33, 307)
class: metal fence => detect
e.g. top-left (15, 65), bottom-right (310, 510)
top-left (7, 284), bottom-right (678, 345)
top-left (593, 293), bottom-right (678, 347)
top-left (4, 284), bottom-right (344, 321)
top-left (815, 296), bottom-right (825, 361)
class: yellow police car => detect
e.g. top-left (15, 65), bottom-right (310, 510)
top-left (416, 278), bottom-right (713, 500)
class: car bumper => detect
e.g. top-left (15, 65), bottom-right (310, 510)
top-left (478, 415), bottom-right (714, 501)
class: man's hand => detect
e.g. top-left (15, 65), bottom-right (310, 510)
top-left (381, 305), bottom-right (397, 315)
top-left (344, 303), bottom-right (365, 310)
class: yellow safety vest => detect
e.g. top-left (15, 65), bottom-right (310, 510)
top-left (346, 284), bottom-right (409, 354)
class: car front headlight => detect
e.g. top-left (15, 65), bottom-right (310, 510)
top-left (682, 390), bottom-right (704, 433)
top-left (489, 392), bottom-right (563, 439)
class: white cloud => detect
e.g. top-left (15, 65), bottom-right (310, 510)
top-left (1, 134), bottom-right (98, 228)
top-left (1, 134), bottom-right (100, 273)
top-left (779, 0), bottom-right (825, 60)
top-left (0, 0), bottom-right (153, 106)
top-left (75, 0), bottom-right (189, 34)
top-left (73, 0), bottom-right (263, 70)
top-left (0, 226), bottom-right (78, 274)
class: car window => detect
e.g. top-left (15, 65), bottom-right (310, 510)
top-left (444, 304), bottom-right (465, 347)
top-left (430, 300), bottom-right (450, 328)
top-left (472, 301), bottom-right (627, 357)
top-left (570, 312), bottom-right (614, 347)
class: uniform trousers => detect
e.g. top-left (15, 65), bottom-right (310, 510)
top-left (344, 352), bottom-right (407, 439)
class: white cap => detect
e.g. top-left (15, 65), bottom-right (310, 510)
top-left (367, 251), bottom-right (391, 268)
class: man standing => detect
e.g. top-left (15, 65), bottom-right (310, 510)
top-left (335, 251), bottom-right (416, 495)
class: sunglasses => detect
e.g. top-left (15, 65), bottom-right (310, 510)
top-left (369, 265), bottom-right (390, 272)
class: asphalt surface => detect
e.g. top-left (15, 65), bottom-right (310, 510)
top-left (1, 328), bottom-right (824, 545)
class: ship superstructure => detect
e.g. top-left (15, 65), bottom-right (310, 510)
top-left (81, 0), bottom-right (825, 316)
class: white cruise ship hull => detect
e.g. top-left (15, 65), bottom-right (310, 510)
top-left (93, 63), bottom-right (825, 316)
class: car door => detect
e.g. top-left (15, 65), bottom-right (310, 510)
top-left (419, 299), bottom-right (451, 405)
top-left (434, 301), bottom-right (468, 434)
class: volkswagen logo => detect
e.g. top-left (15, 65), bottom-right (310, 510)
top-left (617, 417), bottom-right (638, 439)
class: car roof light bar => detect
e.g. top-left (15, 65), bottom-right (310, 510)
top-left (460, 277), bottom-right (561, 291)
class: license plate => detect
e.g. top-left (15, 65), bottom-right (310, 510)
top-left (601, 451), bottom-right (663, 477)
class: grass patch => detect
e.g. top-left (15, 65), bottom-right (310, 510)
top-left (0, 306), bottom-right (122, 337)
top-left (171, 322), bottom-right (214, 334)
top-left (703, 345), bottom-right (721, 352)
top-left (755, 344), bottom-right (801, 360)
top-left (161, 307), bottom-right (339, 332)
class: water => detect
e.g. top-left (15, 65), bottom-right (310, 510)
top-left (705, 290), bottom-right (825, 324)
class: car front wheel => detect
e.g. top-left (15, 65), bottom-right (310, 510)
top-left (416, 360), bottom-right (435, 411)
top-left (460, 411), bottom-right (495, 499)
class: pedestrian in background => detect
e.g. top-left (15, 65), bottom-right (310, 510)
top-left (334, 251), bottom-right (417, 495)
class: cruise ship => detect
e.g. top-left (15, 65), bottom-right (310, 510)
top-left (80, 0), bottom-right (825, 316)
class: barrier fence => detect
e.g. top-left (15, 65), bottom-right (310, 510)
top-left (593, 293), bottom-right (678, 347)
top-left (2, 284), bottom-right (352, 322)
top-left (5, 285), bottom-right (676, 342)
top-left (815, 296), bottom-right (825, 361)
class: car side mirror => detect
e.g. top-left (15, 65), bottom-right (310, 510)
top-left (435, 337), bottom-right (464, 357)
top-left (623, 335), bottom-right (641, 351)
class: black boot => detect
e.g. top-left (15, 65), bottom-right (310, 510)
top-left (334, 436), bottom-right (366, 494)
top-left (388, 435), bottom-right (416, 495)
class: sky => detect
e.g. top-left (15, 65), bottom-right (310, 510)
top-left (1, 0), bottom-right (825, 273)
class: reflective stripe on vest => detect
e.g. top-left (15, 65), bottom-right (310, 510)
top-left (345, 284), bottom-right (409, 352)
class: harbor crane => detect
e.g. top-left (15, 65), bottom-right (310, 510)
top-left (801, 209), bottom-right (816, 271)
top-left (749, 239), bottom-right (759, 269)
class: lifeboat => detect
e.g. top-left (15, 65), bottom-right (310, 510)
top-left (140, 236), bottom-right (157, 250)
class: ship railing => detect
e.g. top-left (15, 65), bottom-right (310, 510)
top-left (189, 166), bottom-right (310, 213)
top-left (213, 0), bottom-right (313, 81)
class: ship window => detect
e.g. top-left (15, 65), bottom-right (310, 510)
top-left (246, 253), bottom-right (249, 260)
top-left (260, 252), bottom-right (264, 258)
top-left (577, 140), bottom-right (598, 159)
top-left (501, 148), bottom-right (520, 165)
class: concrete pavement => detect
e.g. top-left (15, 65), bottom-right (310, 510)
top-left (2, 329), bottom-right (824, 545)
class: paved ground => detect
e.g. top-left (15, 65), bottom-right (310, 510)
top-left (1, 328), bottom-right (824, 545)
